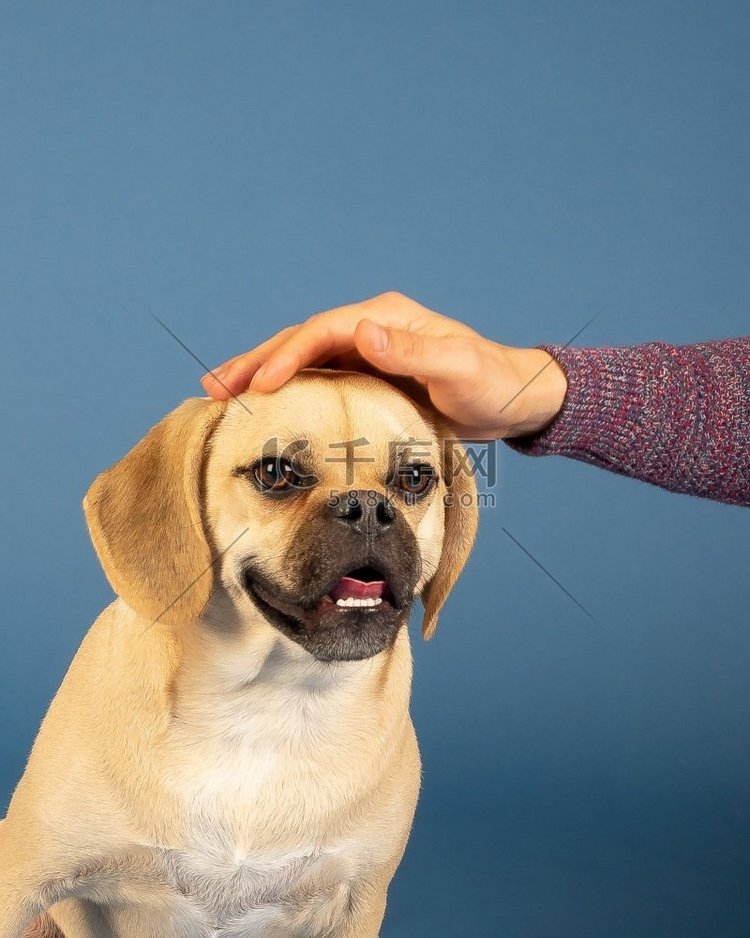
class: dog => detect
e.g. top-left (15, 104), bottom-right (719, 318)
top-left (0, 368), bottom-right (478, 937)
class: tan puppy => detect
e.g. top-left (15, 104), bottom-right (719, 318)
top-left (0, 369), bottom-right (478, 938)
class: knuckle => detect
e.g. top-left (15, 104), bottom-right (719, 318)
top-left (377, 290), bottom-right (404, 303)
top-left (307, 310), bottom-right (327, 324)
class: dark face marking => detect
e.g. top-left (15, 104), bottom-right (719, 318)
top-left (240, 491), bottom-right (423, 662)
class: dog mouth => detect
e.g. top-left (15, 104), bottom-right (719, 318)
top-left (245, 563), bottom-right (401, 625)
top-left (241, 559), bottom-right (414, 661)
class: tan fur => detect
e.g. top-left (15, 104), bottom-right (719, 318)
top-left (421, 415), bottom-right (480, 640)
top-left (0, 370), bottom-right (478, 937)
top-left (22, 915), bottom-right (64, 938)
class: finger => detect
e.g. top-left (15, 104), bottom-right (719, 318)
top-left (247, 318), bottom-right (359, 391)
top-left (200, 325), bottom-right (302, 399)
top-left (246, 296), bottom-right (419, 392)
top-left (317, 349), bottom-right (379, 371)
top-left (321, 354), bottom-right (434, 410)
top-left (352, 319), bottom-right (469, 382)
top-left (325, 354), bottom-right (430, 392)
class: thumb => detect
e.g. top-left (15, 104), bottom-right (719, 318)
top-left (354, 319), bottom-right (452, 381)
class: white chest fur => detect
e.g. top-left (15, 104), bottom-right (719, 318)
top-left (157, 837), bottom-right (355, 936)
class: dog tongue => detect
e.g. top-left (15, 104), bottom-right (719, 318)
top-left (330, 576), bottom-right (386, 601)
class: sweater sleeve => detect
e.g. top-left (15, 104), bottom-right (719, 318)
top-left (505, 338), bottom-right (750, 507)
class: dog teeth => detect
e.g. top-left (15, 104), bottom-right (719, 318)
top-left (335, 597), bottom-right (383, 608)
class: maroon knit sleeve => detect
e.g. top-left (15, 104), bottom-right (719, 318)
top-left (505, 338), bottom-right (750, 507)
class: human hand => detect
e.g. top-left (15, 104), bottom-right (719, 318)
top-left (200, 292), bottom-right (567, 440)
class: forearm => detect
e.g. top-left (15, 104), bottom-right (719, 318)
top-left (506, 338), bottom-right (750, 507)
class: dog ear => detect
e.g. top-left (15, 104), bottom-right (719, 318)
top-left (421, 433), bottom-right (480, 640)
top-left (82, 396), bottom-right (228, 627)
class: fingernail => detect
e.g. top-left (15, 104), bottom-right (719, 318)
top-left (369, 322), bottom-right (389, 352)
top-left (205, 366), bottom-right (228, 383)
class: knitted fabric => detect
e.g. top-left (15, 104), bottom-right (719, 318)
top-left (506, 338), bottom-right (750, 507)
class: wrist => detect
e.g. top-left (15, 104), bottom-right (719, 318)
top-left (499, 346), bottom-right (568, 437)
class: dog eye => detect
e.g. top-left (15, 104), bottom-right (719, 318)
top-left (252, 458), bottom-right (302, 492)
top-left (394, 463), bottom-right (436, 498)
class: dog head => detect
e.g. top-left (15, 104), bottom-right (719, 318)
top-left (83, 370), bottom-right (479, 661)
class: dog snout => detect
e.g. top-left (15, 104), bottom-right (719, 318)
top-left (328, 489), bottom-right (396, 536)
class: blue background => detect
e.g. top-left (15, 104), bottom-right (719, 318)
top-left (1, 2), bottom-right (748, 935)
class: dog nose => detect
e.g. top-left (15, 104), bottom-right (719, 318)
top-left (328, 489), bottom-right (396, 535)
